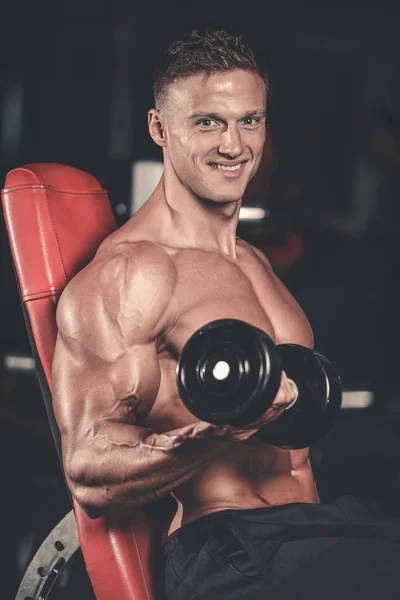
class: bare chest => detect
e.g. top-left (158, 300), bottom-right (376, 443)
top-left (163, 246), bottom-right (312, 354)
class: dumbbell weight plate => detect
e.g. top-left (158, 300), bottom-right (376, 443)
top-left (314, 351), bottom-right (342, 437)
top-left (257, 344), bottom-right (330, 449)
top-left (177, 319), bottom-right (282, 426)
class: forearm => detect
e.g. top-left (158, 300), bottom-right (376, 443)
top-left (66, 419), bottom-right (251, 516)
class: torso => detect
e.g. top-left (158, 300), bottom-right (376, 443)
top-left (96, 225), bottom-right (319, 528)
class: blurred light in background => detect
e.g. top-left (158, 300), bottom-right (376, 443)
top-left (4, 354), bottom-right (35, 373)
top-left (131, 160), bottom-right (163, 213)
top-left (239, 207), bottom-right (270, 222)
top-left (341, 391), bottom-right (374, 409)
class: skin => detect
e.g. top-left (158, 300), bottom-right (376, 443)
top-left (52, 69), bottom-right (319, 528)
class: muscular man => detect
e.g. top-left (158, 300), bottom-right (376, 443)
top-left (52, 30), bottom-right (400, 599)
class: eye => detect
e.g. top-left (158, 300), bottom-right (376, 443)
top-left (241, 117), bottom-right (259, 126)
top-left (197, 119), bottom-right (218, 128)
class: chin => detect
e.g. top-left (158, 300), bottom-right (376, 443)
top-left (201, 184), bottom-right (247, 204)
top-left (217, 195), bottom-right (242, 204)
top-left (200, 193), bottom-right (240, 205)
top-left (215, 189), bottom-right (247, 204)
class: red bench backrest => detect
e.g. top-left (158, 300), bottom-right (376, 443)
top-left (2, 163), bottom-right (173, 600)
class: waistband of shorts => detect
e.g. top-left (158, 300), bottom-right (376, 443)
top-left (164, 508), bottom-right (238, 549)
top-left (164, 496), bottom-right (373, 553)
top-left (164, 503), bottom-right (310, 553)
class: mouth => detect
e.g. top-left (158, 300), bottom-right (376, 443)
top-left (210, 162), bottom-right (246, 176)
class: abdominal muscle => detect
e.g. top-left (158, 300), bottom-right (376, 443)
top-left (170, 438), bottom-right (320, 529)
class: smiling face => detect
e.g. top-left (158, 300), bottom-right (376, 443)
top-left (150, 69), bottom-right (267, 204)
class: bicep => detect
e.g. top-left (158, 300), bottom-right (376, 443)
top-left (52, 334), bottom-right (161, 445)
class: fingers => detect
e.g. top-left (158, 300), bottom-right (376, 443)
top-left (272, 371), bottom-right (297, 408)
top-left (222, 371), bottom-right (298, 432)
top-left (251, 372), bottom-right (296, 426)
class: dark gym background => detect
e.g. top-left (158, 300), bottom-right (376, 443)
top-left (1, 0), bottom-right (400, 597)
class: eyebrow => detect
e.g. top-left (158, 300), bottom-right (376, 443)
top-left (188, 109), bottom-right (266, 121)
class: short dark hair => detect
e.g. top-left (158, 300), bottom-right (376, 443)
top-left (153, 29), bottom-right (268, 110)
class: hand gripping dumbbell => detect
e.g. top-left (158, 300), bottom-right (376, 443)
top-left (176, 319), bottom-right (342, 449)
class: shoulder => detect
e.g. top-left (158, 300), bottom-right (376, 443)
top-left (98, 239), bottom-right (177, 292)
top-left (56, 240), bottom-right (177, 348)
top-left (237, 237), bottom-right (273, 269)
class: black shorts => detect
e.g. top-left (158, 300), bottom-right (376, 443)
top-left (164, 496), bottom-right (400, 600)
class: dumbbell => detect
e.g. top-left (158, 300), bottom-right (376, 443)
top-left (176, 319), bottom-right (342, 449)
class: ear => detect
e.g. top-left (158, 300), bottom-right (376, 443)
top-left (148, 109), bottom-right (167, 147)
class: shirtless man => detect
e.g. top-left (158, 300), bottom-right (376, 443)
top-left (52, 30), bottom-right (400, 599)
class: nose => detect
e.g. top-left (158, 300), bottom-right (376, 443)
top-left (218, 126), bottom-right (243, 158)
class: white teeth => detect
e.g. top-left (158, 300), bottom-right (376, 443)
top-left (215, 163), bottom-right (242, 171)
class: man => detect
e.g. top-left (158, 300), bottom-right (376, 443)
top-left (52, 30), bottom-right (400, 599)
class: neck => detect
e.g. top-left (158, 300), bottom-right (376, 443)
top-left (149, 171), bottom-right (242, 258)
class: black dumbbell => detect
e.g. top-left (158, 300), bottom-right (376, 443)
top-left (176, 319), bottom-right (342, 449)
